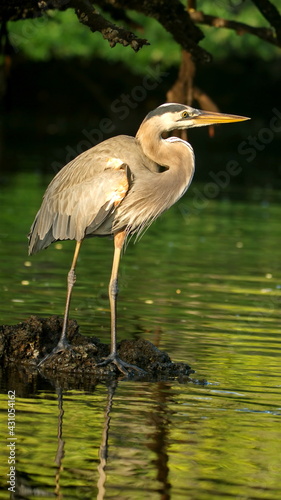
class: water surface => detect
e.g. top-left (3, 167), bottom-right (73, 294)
top-left (0, 173), bottom-right (281, 499)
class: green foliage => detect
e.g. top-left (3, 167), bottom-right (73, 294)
top-left (198, 0), bottom-right (280, 60)
top-left (7, 10), bottom-right (181, 73)
top-left (6, 2), bottom-right (280, 72)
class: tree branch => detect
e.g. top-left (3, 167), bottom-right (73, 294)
top-left (189, 9), bottom-right (279, 47)
top-left (96, 0), bottom-right (211, 63)
top-left (72, 0), bottom-right (149, 51)
top-left (251, 0), bottom-right (281, 45)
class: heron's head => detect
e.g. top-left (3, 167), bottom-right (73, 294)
top-left (141, 103), bottom-right (249, 134)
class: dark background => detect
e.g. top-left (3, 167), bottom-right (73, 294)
top-left (1, 53), bottom-right (280, 189)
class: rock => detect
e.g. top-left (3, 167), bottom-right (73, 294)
top-left (0, 316), bottom-right (194, 383)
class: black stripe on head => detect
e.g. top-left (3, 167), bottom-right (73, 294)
top-left (146, 103), bottom-right (187, 120)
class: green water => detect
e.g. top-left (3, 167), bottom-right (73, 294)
top-left (0, 172), bottom-right (281, 499)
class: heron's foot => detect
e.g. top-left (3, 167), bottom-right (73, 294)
top-left (37, 338), bottom-right (72, 368)
top-left (97, 353), bottom-right (146, 376)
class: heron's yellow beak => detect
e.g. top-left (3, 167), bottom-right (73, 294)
top-left (195, 110), bottom-right (250, 125)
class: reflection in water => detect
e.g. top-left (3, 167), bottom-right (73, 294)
top-left (55, 386), bottom-right (65, 500)
top-left (97, 381), bottom-right (117, 500)
top-left (52, 382), bottom-right (119, 500)
top-left (51, 381), bottom-right (173, 500)
top-left (0, 366), bottom-right (281, 499)
top-left (147, 383), bottom-right (172, 500)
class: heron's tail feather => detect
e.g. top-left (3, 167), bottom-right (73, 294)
top-left (28, 214), bottom-right (56, 255)
top-left (28, 230), bottom-right (55, 255)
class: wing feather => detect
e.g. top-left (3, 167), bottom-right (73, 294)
top-left (28, 155), bottom-right (132, 254)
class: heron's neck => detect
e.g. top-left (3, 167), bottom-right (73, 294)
top-left (136, 123), bottom-right (195, 195)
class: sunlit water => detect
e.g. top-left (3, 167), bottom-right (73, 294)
top-left (1, 172), bottom-right (281, 499)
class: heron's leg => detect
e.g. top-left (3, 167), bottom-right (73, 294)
top-left (98, 231), bottom-right (146, 376)
top-left (57, 239), bottom-right (83, 348)
top-left (108, 230), bottom-right (126, 356)
top-left (38, 240), bottom-right (82, 367)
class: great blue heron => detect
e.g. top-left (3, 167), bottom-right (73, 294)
top-left (29, 103), bottom-right (249, 374)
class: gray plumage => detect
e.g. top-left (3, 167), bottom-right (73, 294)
top-left (29, 107), bottom-right (195, 254)
top-left (29, 103), bottom-right (248, 373)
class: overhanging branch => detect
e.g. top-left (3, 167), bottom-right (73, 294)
top-left (189, 9), bottom-right (280, 47)
top-left (71, 0), bottom-right (149, 51)
top-left (251, 0), bottom-right (281, 45)
top-left (95, 0), bottom-right (212, 63)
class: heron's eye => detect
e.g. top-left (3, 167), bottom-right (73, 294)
top-left (181, 111), bottom-right (189, 118)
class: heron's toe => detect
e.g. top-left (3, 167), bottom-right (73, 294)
top-left (37, 340), bottom-right (73, 368)
top-left (97, 353), bottom-right (146, 376)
